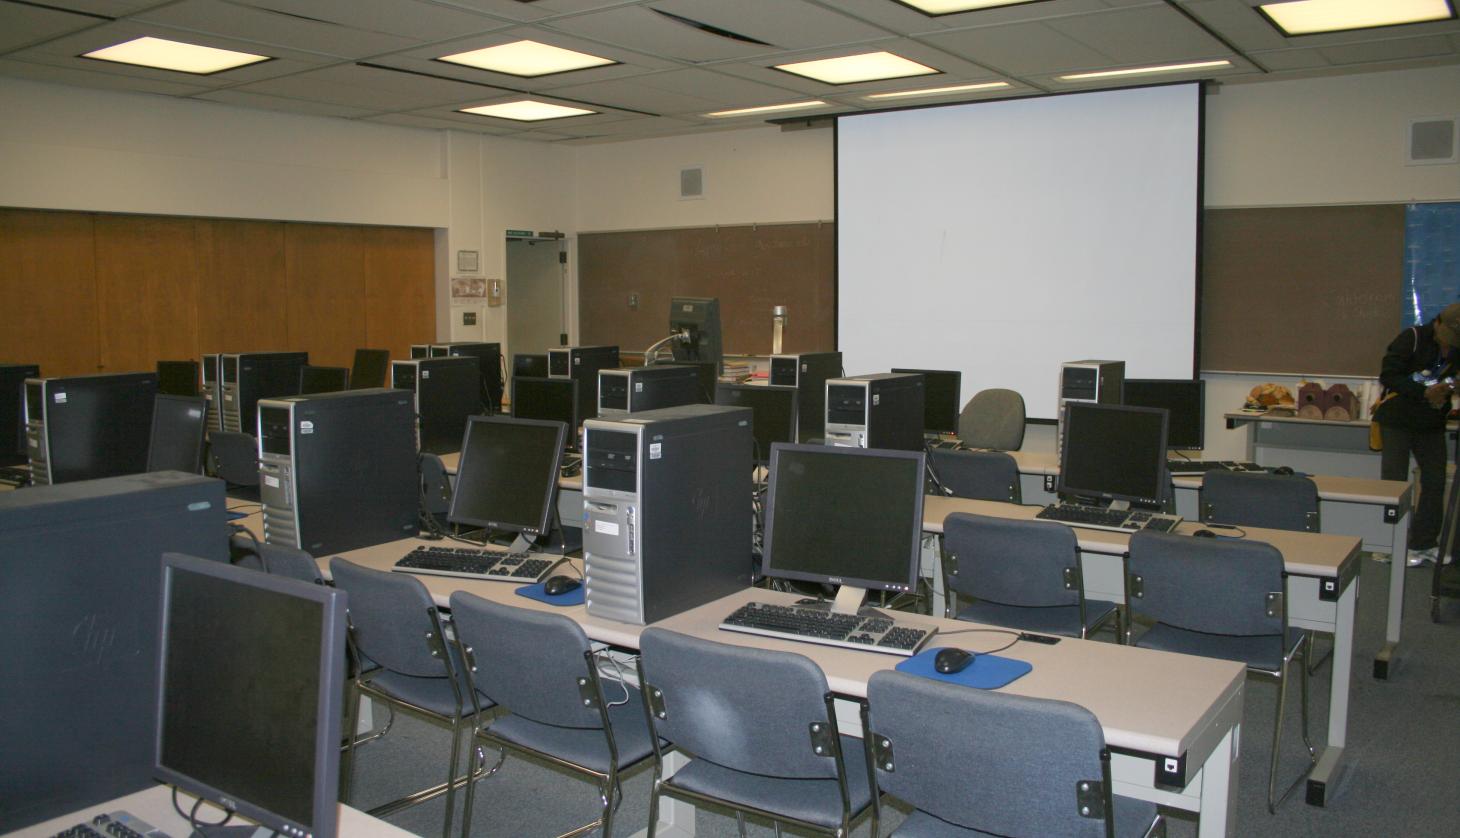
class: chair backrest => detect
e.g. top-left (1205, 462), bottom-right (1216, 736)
top-left (329, 558), bottom-right (450, 678)
top-left (208, 431), bottom-right (260, 487)
top-left (1199, 470), bottom-right (1319, 532)
top-left (1126, 530), bottom-right (1286, 637)
top-left (866, 670), bottom-right (1110, 838)
top-left (638, 627), bottom-right (838, 780)
top-left (930, 449), bottom-right (1021, 503)
top-left (958, 388), bottom-right (1025, 451)
top-left (448, 592), bottom-right (601, 729)
top-left (419, 453), bottom-right (451, 517)
top-left (942, 513), bottom-right (1079, 608)
top-left (229, 533), bottom-right (322, 584)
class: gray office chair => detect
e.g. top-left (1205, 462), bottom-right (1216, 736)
top-left (929, 448), bottom-right (1021, 503)
top-left (207, 431), bottom-right (260, 500)
top-left (957, 388), bottom-right (1025, 451)
top-left (330, 558), bottom-right (490, 838)
top-left (228, 532), bottom-right (322, 585)
top-left (865, 670), bottom-right (1164, 838)
top-left (449, 593), bottom-right (655, 838)
top-left (1200, 470), bottom-right (1320, 532)
top-left (1126, 531), bottom-right (1314, 813)
top-left (637, 627), bottom-right (879, 838)
top-left (420, 452), bottom-right (452, 520)
top-left (941, 513), bottom-right (1122, 641)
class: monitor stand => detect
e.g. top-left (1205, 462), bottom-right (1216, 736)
top-left (509, 533), bottom-right (535, 553)
top-left (1107, 500), bottom-right (1130, 512)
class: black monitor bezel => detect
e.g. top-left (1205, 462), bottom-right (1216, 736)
top-left (891, 368), bottom-right (962, 435)
top-left (1057, 402), bottom-right (1170, 508)
top-left (147, 394), bottom-right (207, 474)
top-left (154, 553), bottom-right (344, 838)
top-left (298, 365), bottom-right (350, 394)
top-left (511, 375), bottom-right (580, 449)
top-left (448, 415), bottom-right (567, 536)
top-left (714, 382), bottom-right (800, 465)
top-left (1121, 378), bottom-right (1205, 451)
top-left (156, 361), bottom-right (200, 397)
top-left (760, 442), bottom-right (926, 594)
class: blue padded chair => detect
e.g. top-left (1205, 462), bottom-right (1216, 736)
top-left (1126, 531), bottom-right (1314, 813)
top-left (636, 628), bottom-right (878, 838)
top-left (449, 592), bottom-right (656, 838)
top-left (229, 532), bottom-right (322, 585)
top-left (941, 513), bottom-right (1122, 641)
top-left (330, 558), bottom-right (488, 838)
top-left (207, 430), bottom-right (260, 501)
top-left (929, 449), bottom-right (1021, 503)
top-left (1199, 470), bottom-right (1320, 532)
top-left (419, 452), bottom-right (452, 521)
top-left (865, 670), bottom-right (1164, 837)
top-left (957, 388), bottom-right (1025, 451)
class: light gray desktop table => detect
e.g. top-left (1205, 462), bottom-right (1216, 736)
top-left (324, 538), bottom-right (1247, 838)
top-left (922, 496), bottom-right (1361, 809)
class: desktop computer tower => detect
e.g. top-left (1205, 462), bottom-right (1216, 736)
top-left (597, 365), bottom-right (702, 416)
top-left (0, 471), bottom-right (226, 831)
top-left (200, 354), bottom-right (221, 433)
top-left (581, 404), bottom-right (752, 625)
top-left (220, 351), bottom-right (308, 434)
top-left (823, 373), bottom-right (924, 451)
top-left (550, 345), bottom-right (620, 425)
top-left (391, 356), bottom-right (481, 454)
top-left (1057, 360), bottom-right (1125, 456)
top-left (25, 372), bottom-right (157, 485)
top-left (423, 341), bottom-right (503, 414)
top-left (1, 363), bottom-right (39, 467)
top-left (257, 388), bottom-right (418, 555)
top-left (769, 351), bottom-right (842, 443)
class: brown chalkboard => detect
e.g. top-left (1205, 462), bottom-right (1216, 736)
top-left (1201, 205), bottom-right (1405, 376)
top-left (578, 223), bottom-right (836, 357)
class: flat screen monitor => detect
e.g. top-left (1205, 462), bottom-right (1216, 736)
top-left (714, 383), bottom-right (798, 464)
top-left (449, 416), bottom-right (567, 537)
top-left (761, 444), bottom-right (925, 604)
top-left (350, 349), bottom-right (390, 389)
top-left (892, 368), bottom-right (961, 436)
top-left (155, 553), bottom-right (344, 838)
top-left (513, 353), bottom-right (549, 378)
top-left (512, 376), bottom-right (579, 448)
top-left (1122, 378), bottom-right (1204, 450)
top-left (669, 296), bottom-right (723, 374)
top-left (146, 394), bottom-right (207, 474)
top-left (659, 360), bottom-right (717, 404)
top-left (1057, 402), bottom-right (1168, 508)
top-left (299, 365), bottom-right (350, 394)
top-left (156, 361), bottom-right (199, 397)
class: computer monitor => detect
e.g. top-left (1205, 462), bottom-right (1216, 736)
top-left (761, 443), bottom-right (925, 614)
top-left (350, 349), bottom-right (391, 389)
top-left (1122, 378), bottom-right (1204, 450)
top-left (156, 361), bottom-right (199, 397)
top-left (146, 394), bottom-right (207, 474)
top-left (669, 296), bottom-right (723, 374)
top-left (513, 353), bottom-right (549, 378)
top-left (449, 416), bottom-right (567, 544)
top-left (155, 553), bottom-right (344, 838)
top-left (714, 383), bottom-right (799, 464)
top-left (1057, 402), bottom-right (1169, 508)
top-left (659, 360), bottom-right (717, 403)
top-left (892, 368), bottom-right (961, 436)
top-left (299, 365), bottom-right (350, 394)
top-left (512, 376), bottom-right (579, 447)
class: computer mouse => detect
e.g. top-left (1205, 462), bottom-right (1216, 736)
top-left (933, 647), bottom-right (976, 674)
top-left (1193, 529), bottom-right (1217, 538)
top-left (1272, 466), bottom-right (1295, 476)
top-left (543, 575), bottom-right (581, 596)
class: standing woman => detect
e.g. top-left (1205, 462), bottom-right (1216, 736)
top-left (1375, 302), bottom-right (1460, 566)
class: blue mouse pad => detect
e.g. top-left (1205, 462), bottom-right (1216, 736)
top-left (895, 647), bottom-right (1032, 689)
top-left (515, 581), bottom-right (585, 606)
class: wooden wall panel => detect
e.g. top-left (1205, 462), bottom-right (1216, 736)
top-left (196, 219), bottom-right (288, 354)
top-left (0, 209), bottom-right (99, 377)
top-left (285, 224), bottom-right (366, 369)
top-left (94, 215), bottom-right (200, 373)
top-left (363, 226), bottom-right (435, 361)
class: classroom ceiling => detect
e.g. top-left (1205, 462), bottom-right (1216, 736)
top-left (1, 0), bottom-right (1457, 144)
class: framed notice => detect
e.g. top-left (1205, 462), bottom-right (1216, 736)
top-left (456, 250), bottom-right (480, 273)
top-left (451, 277), bottom-right (486, 300)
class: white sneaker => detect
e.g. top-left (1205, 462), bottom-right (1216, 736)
top-left (1407, 547), bottom-right (1439, 567)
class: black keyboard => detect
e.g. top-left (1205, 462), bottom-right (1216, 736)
top-left (393, 546), bottom-right (560, 583)
top-left (52, 811), bottom-right (173, 838)
top-left (719, 602), bottom-right (935, 656)
top-left (1036, 504), bottom-right (1183, 534)
top-left (1167, 460), bottom-right (1263, 476)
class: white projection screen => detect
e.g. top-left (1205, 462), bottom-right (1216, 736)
top-left (836, 83), bottom-right (1201, 420)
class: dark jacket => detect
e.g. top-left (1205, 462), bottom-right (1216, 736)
top-left (1376, 321), bottom-right (1457, 432)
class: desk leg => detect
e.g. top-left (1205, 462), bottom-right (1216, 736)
top-left (634, 751), bottom-right (696, 838)
top-left (1198, 725), bottom-right (1240, 838)
top-left (1374, 507), bottom-right (1411, 680)
top-left (1307, 580), bottom-right (1356, 806)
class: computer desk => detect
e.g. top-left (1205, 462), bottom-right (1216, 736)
top-left (922, 496), bottom-right (1360, 809)
top-left (319, 536), bottom-right (1247, 838)
top-left (1000, 450), bottom-right (1414, 681)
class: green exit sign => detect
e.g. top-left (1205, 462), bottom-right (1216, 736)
top-left (506, 229), bottom-right (534, 238)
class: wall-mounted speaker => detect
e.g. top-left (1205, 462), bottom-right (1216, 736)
top-left (1408, 118), bottom-right (1457, 165)
top-left (680, 166), bottom-right (704, 199)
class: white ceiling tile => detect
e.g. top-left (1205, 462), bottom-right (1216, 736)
top-left (1318, 36), bottom-right (1460, 67)
top-left (133, 0), bottom-right (422, 58)
top-left (0, 55), bottom-right (210, 95)
top-left (1243, 48), bottom-right (1334, 72)
top-left (228, 0), bottom-right (508, 42)
top-left (648, 0), bottom-right (888, 50)
top-left (192, 87), bottom-right (377, 118)
top-left (920, 21), bottom-right (1112, 75)
top-left (436, 0), bottom-right (629, 23)
top-left (26, 1), bottom-right (166, 14)
top-left (534, 76), bottom-right (717, 113)
top-left (360, 111), bottom-right (513, 133)
top-left (542, 6), bottom-right (779, 63)
top-left (1045, 5), bottom-right (1230, 65)
top-left (0, 3), bottom-right (106, 53)
top-left (231, 63), bottom-right (500, 110)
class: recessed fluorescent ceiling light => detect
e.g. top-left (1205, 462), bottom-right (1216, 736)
top-left (1260, 0), bottom-right (1453, 35)
top-left (82, 36), bottom-right (269, 74)
top-left (865, 81), bottom-right (1011, 100)
top-left (705, 100), bottom-right (829, 118)
top-left (438, 40), bottom-right (614, 76)
top-left (775, 51), bottom-right (938, 84)
top-left (459, 101), bottom-right (595, 121)
top-left (1058, 59), bottom-right (1232, 81)
top-left (897, 0), bottom-right (1043, 14)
